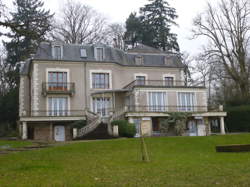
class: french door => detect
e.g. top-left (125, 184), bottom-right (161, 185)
top-left (48, 97), bottom-right (68, 116)
top-left (148, 92), bottom-right (167, 112)
top-left (48, 72), bottom-right (68, 91)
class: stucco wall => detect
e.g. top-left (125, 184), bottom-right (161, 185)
top-left (29, 60), bottom-right (183, 112)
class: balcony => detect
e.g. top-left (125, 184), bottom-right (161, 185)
top-left (123, 80), bottom-right (205, 90)
top-left (126, 105), bottom-right (208, 113)
top-left (42, 82), bottom-right (75, 96)
top-left (22, 110), bottom-right (86, 117)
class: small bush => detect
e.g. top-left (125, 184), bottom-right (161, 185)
top-left (111, 120), bottom-right (136, 138)
top-left (225, 105), bottom-right (250, 132)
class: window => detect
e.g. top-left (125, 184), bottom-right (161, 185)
top-left (148, 92), bottom-right (167, 112)
top-left (80, 48), bottom-right (87, 58)
top-left (53, 46), bottom-right (62, 59)
top-left (178, 92), bottom-right (195, 111)
top-left (92, 97), bottom-right (111, 117)
top-left (48, 72), bottom-right (68, 91)
top-left (164, 77), bottom-right (174, 86)
top-left (48, 97), bottom-right (68, 116)
top-left (135, 56), bottom-right (143, 65)
top-left (95, 48), bottom-right (104, 61)
top-left (92, 73), bottom-right (110, 89)
top-left (136, 76), bottom-right (146, 86)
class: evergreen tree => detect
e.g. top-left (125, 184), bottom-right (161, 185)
top-left (0, 0), bottom-right (53, 131)
top-left (125, 0), bottom-right (179, 51)
top-left (124, 13), bottom-right (143, 48)
top-left (3, 0), bottom-right (53, 87)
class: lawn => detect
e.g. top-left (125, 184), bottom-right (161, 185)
top-left (1, 134), bottom-right (250, 186)
top-left (0, 140), bottom-right (33, 149)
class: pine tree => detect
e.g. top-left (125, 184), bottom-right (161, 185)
top-left (140, 0), bottom-right (179, 51)
top-left (3, 0), bottom-right (53, 86)
top-left (125, 0), bottom-right (179, 52)
top-left (124, 13), bottom-right (143, 48)
top-left (0, 0), bottom-right (53, 130)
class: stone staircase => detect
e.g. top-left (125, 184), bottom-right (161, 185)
top-left (76, 110), bottom-right (101, 138)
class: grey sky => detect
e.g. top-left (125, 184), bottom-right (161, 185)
top-left (2, 0), bottom-right (219, 55)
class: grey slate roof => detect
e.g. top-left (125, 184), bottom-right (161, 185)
top-left (20, 42), bottom-right (185, 75)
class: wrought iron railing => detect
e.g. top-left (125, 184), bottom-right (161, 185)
top-left (126, 105), bottom-right (208, 112)
top-left (123, 80), bottom-right (205, 90)
top-left (22, 110), bottom-right (86, 117)
top-left (42, 82), bottom-right (75, 96)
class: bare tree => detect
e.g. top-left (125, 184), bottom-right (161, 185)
top-left (192, 0), bottom-right (250, 100)
top-left (104, 23), bottom-right (125, 49)
top-left (51, 0), bottom-right (107, 44)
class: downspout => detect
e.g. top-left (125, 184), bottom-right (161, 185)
top-left (84, 62), bottom-right (88, 110)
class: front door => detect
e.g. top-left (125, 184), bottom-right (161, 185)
top-left (54, 126), bottom-right (65, 141)
top-left (188, 120), bottom-right (197, 136)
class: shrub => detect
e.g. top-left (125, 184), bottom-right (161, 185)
top-left (111, 120), bottom-right (136, 138)
top-left (225, 105), bottom-right (250, 132)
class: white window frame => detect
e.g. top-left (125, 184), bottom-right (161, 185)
top-left (135, 56), bottom-right (143, 65)
top-left (46, 96), bottom-right (70, 116)
top-left (177, 92), bottom-right (197, 112)
top-left (46, 68), bottom-right (70, 89)
top-left (147, 91), bottom-right (168, 112)
top-left (134, 73), bottom-right (148, 85)
top-left (91, 96), bottom-right (112, 117)
top-left (94, 47), bottom-right (105, 61)
top-left (162, 74), bottom-right (175, 86)
top-left (52, 45), bottom-right (63, 60)
top-left (89, 70), bottom-right (112, 89)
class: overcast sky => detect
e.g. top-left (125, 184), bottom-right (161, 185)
top-left (2, 0), bottom-right (219, 55)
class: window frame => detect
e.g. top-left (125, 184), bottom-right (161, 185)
top-left (177, 92), bottom-right (196, 112)
top-left (90, 70), bottom-right (112, 89)
top-left (162, 74), bottom-right (175, 86)
top-left (47, 96), bottom-right (70, 116)
top-left (148, 91), bottom-right (167, 112)
top-left (134, 73), bottom-right (148, 86)
top-left (91, 97), bottom-right (112, 117)
top-left (94, 47), bottom-right (105, 61)
top-left (52, 45), bottom-right (63, 60)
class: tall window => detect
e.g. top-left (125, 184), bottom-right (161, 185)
top-left (53, 46), bottom-right (62, 59)
top-left (164, 77), bottom-right (174, 86)
top-left (178, 92), bottom-right (195, 111)
top-left (95, 48), bottom-right (104, 61)
top-left (92, 73), bottom-right (110, 89)
top-left (148, 92), bottom-right (167, 112)
top-left (136, 76), bottom-right (146, 86)
top-left (48, 72), bottom-right (67, 91)
top-left (92, 97), bottom-right (111, 117)
top-left (48, 97), bottom-right (68, 116)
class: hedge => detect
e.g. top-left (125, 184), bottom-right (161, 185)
top-left (111, 120), bottom-right (136, 138)
top-left (225, 105), bottom-right (250, 132)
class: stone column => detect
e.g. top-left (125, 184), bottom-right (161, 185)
top-left (220, 117), bottom-right (225, 135)
top-left (22, 121), bottom-right (28, 140)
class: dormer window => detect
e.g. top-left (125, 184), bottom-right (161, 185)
top-left (52, 45), bottom-right (63, 60)
top-left (95, 47), bottom-right (104, 61)
top-left (135, 56), bottom-right (143, 65)
top-left (80, 48), bottom-right (87, 58)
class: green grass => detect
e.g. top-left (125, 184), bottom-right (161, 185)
top-left (0, 140), bottom-right (33, 149)
top-left (1, 134), bottom-right (250, 186)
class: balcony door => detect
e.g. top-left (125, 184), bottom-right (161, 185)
top-left (148, 92), bottom-right (167, 112)
top-left (48, 72), bottom-right (67, 91)
top-left (92, 97), bottom-right (111, 117)
top-left (48, 97), bottom-right (68, 116)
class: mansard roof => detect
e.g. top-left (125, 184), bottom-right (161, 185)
top-left (20, 42), bottom-right (185, 75)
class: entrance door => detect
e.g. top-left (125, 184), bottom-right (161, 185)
top-left (188, 120), bottom-right (197, 136)
top-left (54, 126), bottom-right (65, 141)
